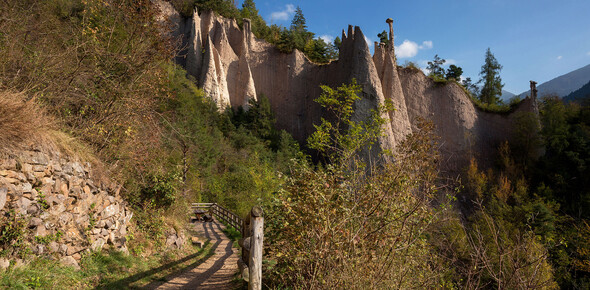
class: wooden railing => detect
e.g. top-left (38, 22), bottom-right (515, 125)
top-left (192, 202), bottom-right (243, 233)
top-left (191, 203), bottom-right (264, 290)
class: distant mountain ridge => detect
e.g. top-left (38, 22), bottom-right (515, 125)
top-left (564, 80), bottom-right (590, 103)
top-left (500, 90), bottom-right (516, 102)
top-left (519, 64), bottom-right (590, 98)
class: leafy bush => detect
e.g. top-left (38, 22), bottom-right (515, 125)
top-left (0, 211), bottom-right (30, 258)
top-left (265, 80), bottom-right (448, 288)
top-left (402, 60), bottom-right (421, 72)
top-left (140, 172), bottom-right (181, 208)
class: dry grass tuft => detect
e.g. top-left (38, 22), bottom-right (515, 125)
top-left (0, 91), bottom-right (55, 151)
top-left (0, 91), bottom-right (112, 186)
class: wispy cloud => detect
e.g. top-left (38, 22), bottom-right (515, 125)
top-left (557, 55), bottom-right (563, 60)
top-left (419, 41), bottom-right (433, 49)
top-left (270, 4), bottom-right (295, 22)
top-left (587, 51), bottom-right (590, 56)
top-left (320, 35), bottom-right (334, 44)
top-left (364, 36), bottom-right (373, 46)
top-left (395, 40), bottom-right (433, 58)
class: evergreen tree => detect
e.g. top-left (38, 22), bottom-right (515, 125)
top-left (479, 48), bottom-right (504, 104)
top-left (305, 38), bottom-right (329, 63)
top-left (194, 0), bottom-right (240, 19)
top-left (289, 6), bottom-right (315, 57)
top-left (276, 28), bottom-right (295, 53)
top-left (325, 40), bottom-right (339, 60)
top-left (461, 77), bottom-right (480, 97)
top-left (240, 0), bottom-right (257, 18)
top-left (426, 54), bottom-right (446, 77)
top-left (445, 64), bottom-right (463, 81)
top-left (333, 36), bottom-right (341, 50)
top-left (240, 0), bottom-right (269, 39)
top-left (290, 6), bottom-right (307, 33)
top-left (378, 30), bottom-right (388, 44)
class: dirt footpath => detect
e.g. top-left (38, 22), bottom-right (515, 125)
top-left (148, 220), bottom-right (239, 289)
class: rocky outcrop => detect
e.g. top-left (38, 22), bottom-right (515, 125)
top-left (399, 67), bottom-right (540, 171)
top-left (160, 4), bottom-right (539, 173)
top-left (173, 6), bottom-right (397, 160)
top-left (0, 147), bottom-right (131, 266)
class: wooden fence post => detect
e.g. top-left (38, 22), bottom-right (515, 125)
top-left (249, 206), bottom-right (263, 290)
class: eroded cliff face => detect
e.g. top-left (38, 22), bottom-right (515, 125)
top-left (399, 68), bottom-right (539, 171)
top-left (158, 3), bottom-right (538, 173)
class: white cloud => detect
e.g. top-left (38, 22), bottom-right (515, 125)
top-left (364, 36), bottom-right (373, 46)
top-left (395, 40), bottom-right (419, 58)
top-left (394, 40), bottom-right (433, 58)
top-left (270, 4), bottom-right (295, 22)
top-left (417, 60), bottom-right (429, 74)
top-left (320, 35), bottom-right (334, 44)
top-left (419, 41), bottom-right (433, 49)
top-left (557, 55), bottom-right (563, 60)
top-left (587, 51), bottom-right (590, 56)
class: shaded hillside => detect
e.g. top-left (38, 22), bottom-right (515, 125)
top-left (0, 0), bottom-right (300, 278)
top-left (564, 79), bottom-right (590, 103)
top-left (519, 64), bottom-right (590, 98)
top-left (500, 89), bottom-right (516, 102)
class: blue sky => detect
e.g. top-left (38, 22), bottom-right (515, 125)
top-left (236, 0), bottom-right (590, 94)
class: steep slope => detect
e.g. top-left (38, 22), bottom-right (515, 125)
top-left (162, 5), bottom-right (539, 173)
top-left (178, 6), bottom-right (398, 161)
top-left (564, 80), bottom-right (590, 103)
top-left (519, 64), bottom-right (590, 98)
top-left (500, 90), bottom-right (516, 102)
top-left (399, 68), bottom-right (539, 170)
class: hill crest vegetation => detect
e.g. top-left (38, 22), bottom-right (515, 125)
top-left (1, 0), bottom-right (589, 289)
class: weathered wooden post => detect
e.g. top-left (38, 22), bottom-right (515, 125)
top-left (238, 213), bottom-right (251, 282)
top-left (249, 206), bottom-right (263, 290)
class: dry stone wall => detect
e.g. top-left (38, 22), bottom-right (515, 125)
top-left (0, 147), bottom-right (132, 269)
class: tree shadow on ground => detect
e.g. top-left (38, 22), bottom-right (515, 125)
top-left (96, 221), bottom-right (221, 289)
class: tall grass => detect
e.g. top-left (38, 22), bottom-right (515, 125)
top-left (0, 91), bottom-right (53, 151)
top-left (0, 243), bottom-right (213, 289)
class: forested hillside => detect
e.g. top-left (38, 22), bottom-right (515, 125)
top-left (564, 80), bottom-right (590, 103)
top-left (1, 0), bottom-right (589, 289)
top-left (0, 0), bottom-right (299, 287)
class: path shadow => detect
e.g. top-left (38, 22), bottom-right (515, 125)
top-left (180, 222), bottom-right (236, 288)
top-left (140, 220), bottom-right (235, 289)
top-left (96, 221), bottom-right (221, 289)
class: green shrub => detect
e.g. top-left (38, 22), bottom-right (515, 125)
top-left (402, 60), bottom-right (421, 72)
top-left (34, 231), bottom-right (63, 245)
top-left (0, 210), bottom-right (29, 258)
top-left (140, 171), bottom-right (181, 208)
top-left (265, 81), bottom-right (447, 288)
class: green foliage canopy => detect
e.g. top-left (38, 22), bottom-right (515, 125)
top-left (479, 48), bottom-right (504, 105)
top-left (427, 54), bottom-right (446, 77)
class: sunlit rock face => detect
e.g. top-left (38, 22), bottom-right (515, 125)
top-left (157, 2), bottom-right (538, 173)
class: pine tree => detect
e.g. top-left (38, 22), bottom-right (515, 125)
top-left (240, 0), bottom-right (257, 18)
top-left (289, 6), bottom-right (314, 55)
top-left (461, 77), bottom-right (480, 97)
top-left (290, 6), bottom-right (307, 33)
top-left (445, 64), bottom-right (463, 81)
top-left (333, 36), bottom-right (341, 50)
top-left (479, 48), bottom-right (504, 104)
top-left (378, 30), bottom-right (388, 44)
top-left (240, 0), bottom-right (269, 39)
top-left (426, 55), bottom-right (446, 77)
